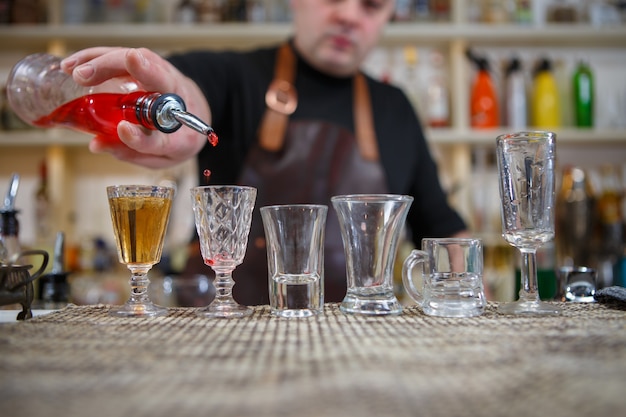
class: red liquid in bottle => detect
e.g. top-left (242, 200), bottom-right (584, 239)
top-left (34, 91), bottom-right (220, 148)
top-left (33, 92), bottom-right (153, 145)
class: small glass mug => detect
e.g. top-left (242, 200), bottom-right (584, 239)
top-left (261, 204), bottom-right (327, 318)
top-left (402, 238), bottom-right (486, 317)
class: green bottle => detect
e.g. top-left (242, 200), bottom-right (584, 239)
top-left (573, 61), bottom-right (594, 127)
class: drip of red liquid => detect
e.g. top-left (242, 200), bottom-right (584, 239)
top-left (203, 169), bottom-right (212, 184)
top-left (33, 92), bottom-right (150, 145)
top-left (205, 259), bottom-right (215, 266)
top-left (207, 131), bottom-right (219, 147)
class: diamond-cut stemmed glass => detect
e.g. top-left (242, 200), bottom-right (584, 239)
top-left (496, 131), bottom-right (560, 315)
top-left (107, 185), bottom-right (174, 318)
top-left (191, 185), bottom-right (257, 318)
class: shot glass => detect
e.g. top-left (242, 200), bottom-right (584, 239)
top-left (556, 266), bottom-right (597, 303)
top-left (402, 238), bottom-right (486, 317)
top-left (261, 204), bottom-right (327, 318)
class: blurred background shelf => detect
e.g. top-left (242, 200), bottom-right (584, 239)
top-left (0, 0), bottom-right (624, 303)
top-left (1, 22), bottom-right (625, 50)
top-left (1, 127), bottom-right (623, 146)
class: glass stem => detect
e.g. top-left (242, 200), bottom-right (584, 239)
top-left (213, 270), bottom-right (235, 304)
top-left (519, 249), bottom-right (540, 303)
top-left (128, 269), bottom-right (151, 304)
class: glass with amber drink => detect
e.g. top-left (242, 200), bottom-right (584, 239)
top-left (107, 185), bottom-right (174, 317)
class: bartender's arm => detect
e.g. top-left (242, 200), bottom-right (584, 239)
top-left (61, 47), bottom-right (209, 169)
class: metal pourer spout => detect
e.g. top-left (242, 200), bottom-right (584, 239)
top-left (146, 93), bottom-right (215, 138)
top-left (169, 108), bottom-right (216, 137)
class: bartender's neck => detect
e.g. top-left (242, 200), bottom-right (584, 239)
top-left (290, 38), bottom-right (360, 79)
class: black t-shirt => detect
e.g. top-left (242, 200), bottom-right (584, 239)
top-left (168, 43), bottom-right (466, 247)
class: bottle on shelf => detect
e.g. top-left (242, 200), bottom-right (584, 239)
top-left (503, 57), bottom-right (528, 129)
top-left (466, 0), bottom-right (482, 22)
top-left (414, 0), bottom-right (431, 21)
top-left (6, 53), bottom-right (217, 146)
top-left (467, 50), bottom-right (499, 129)
top-left (555, 165), bottom-right (595, 268)
top-left (513, 0), bottom-right (533, 24)
top-left (531, 57), bottom-right (561, 128)
top-left (34, 160), bottom-right (52, 245)
top-left (1, 86), bottom-right (32, 131)
top-left (394, 0), bottom-right (414, 21)
top-left (63, 0), bottom-right (88, 24)
top-left (572, 60), bottom-right (594, 128)
top-left (483, 0), bottom-right (511, 23)
top-left (402, 46), bottom-right (422, 116)
top-left (429, 0), bottom-right (451, 21)
top-left (547, 0), bottom-right (580, 23)
top-left (423, 49), bottom-right (450, 128)
top-left (593, 164), bottom-right (624, 288)
top-left (175, 0), bottom-right (199, 23)
top-left (1, 173), bottom-right (21, 264)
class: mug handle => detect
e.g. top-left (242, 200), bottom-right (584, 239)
top-left (402, 249), bottom-right (429, 306)
top-left (19, 249), bottom-right (50, 284)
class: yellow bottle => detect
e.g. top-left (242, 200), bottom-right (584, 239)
top-left (531, 58), bottom-right (561, 128)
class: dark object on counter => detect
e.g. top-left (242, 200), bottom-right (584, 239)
top-left (38, 232), bottom-right (70, 308)
top-left (594, 286), bottom-right (626, 309)
top-left (0, 249), bottom-right (49, 320)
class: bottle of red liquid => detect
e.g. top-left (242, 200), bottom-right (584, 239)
top-left (467, 50), bottom-right (499, 129)
top-left (6, 53), bottom-right (217, 146)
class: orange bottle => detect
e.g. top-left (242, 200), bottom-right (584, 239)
top-left (468, 51), bottom-right (499, 128)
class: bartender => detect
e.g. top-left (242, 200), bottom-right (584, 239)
top-left (60, 0), bottom-right (468, 305)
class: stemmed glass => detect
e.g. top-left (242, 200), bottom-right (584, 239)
top-left (496, 131), bottom-right (560, 315)
top-left (107, 185), bottom-right (174, 318)
top-left (191, 185), bottom-right (257, 318)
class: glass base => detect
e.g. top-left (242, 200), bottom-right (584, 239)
top-left (196, 301), bottom-right (253, 318)
top-left (498, 300), bottom-right (561, 316)
top-left (423, 303), bottom-right (485, 318)
top-left (340, 292), bottom-right (403, 316)
top-left (109, 301), bottom-right (168, 318)
top-left (271, 308), bottom-right (321, 318)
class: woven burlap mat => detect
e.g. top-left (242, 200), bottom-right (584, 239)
top-left (1, 302), bottom-right (624, 417)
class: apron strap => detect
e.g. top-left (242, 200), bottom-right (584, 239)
top-left (258, 43), bottom-right (379, 161)
top-left (353, 69), bottom-right (379, 161)
top-left (259, 43), bottom-right (297, 151)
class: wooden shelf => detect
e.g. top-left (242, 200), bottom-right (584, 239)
top-left (427, 127), bottom-right (626, 145)
top-left (1, 127), bottom-right (623, 147)
top-left (1, 23), bottom-right (624, 51)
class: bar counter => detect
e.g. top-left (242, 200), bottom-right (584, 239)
top-left (1, 302), bottom-right (624, 417)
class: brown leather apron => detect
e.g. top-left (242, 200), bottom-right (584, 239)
top-left (233, 44), bottom-right (389, 305)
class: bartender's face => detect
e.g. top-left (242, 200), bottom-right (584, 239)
top-left (291, 0), bottom-right (395, 77)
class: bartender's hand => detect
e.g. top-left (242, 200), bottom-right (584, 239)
top-left (61, 47), bottom-right (210, 169)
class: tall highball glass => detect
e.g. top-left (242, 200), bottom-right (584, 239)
top-left (496, 131), bottom-right (560, 315)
